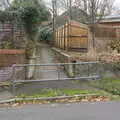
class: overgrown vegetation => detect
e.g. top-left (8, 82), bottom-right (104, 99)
top-left (0, 0), bottom-right (51, 51)
top-left (1, 41), bottom-right (16, 49)
top-left (90, 78), bottom-right (120, 96)
top-left (38, 26), bottom-right (53, 43)
top-left (10, 0), bottom-right (51, 41)
top-left (111, 39), bottom-right (120, 53)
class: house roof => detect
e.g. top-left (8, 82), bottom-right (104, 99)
top-left (100, 15), bottom-right (120, 23)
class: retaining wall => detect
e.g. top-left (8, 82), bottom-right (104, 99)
top-left (0, 50), bottom-right (26, 81)
top-left (0, 50), bottom-right (25, 67)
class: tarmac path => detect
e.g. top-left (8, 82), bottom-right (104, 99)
top-left (0, 102), bottom-right (120, 120)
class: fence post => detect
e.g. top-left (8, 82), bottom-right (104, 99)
top-left (97, 62), bottom-right (101, 80)
top-left (57, 64), bottom-right (62, 96)
top-left (57, 64), bottom-right (60, 80)
top-left (88, 63), bottom-right (90, 77)
top-left (11, 65), bottom-right (16, 97)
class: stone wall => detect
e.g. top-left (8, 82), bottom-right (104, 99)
top-left (52, 47), bottom-right (120, 79)
top-left (52, 48), bottom-right (74, 77)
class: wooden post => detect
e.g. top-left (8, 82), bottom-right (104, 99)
top-left (67, 22), bottom-right (69, 51)
top-left (61, 27), bottom-right (63, 49)
top-left (59, 28), bottom-right (60, 48)
top-left (64, 24), bottom-right (66, 50)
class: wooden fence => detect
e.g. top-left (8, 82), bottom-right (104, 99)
top-left (55, 22), bottom-right (120, 53)
top-left (55, 20), bottom-right (88, 51)
top-left (93, 24), bottom-right (120, 52)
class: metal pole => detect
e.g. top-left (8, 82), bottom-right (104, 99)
top-left (57, 64), bottom-right (61, 96)
top-left (11, 66), bottom-right (16, 97)
top-left (52, 0), bottom-right (57, 45)
top-left (88, 64), bottom-right (90, 77)
top-left (57, 64), bottom-right (60, 80)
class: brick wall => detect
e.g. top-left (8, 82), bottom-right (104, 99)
top-left (0, 50), bottom-right (25, 67)
top-left (89, 24), bottom-right (120, 52)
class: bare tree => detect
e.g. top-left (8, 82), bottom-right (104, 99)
top-left (74, 0), bottom-right (115, 49)
top-left (74, 0), bottom-right (114, 24)
top-left (0, 0), bottom-right (11, 9)
top-left (6, 0), bottom-right (11, 6)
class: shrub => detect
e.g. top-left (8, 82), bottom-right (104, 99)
top-left (110, 39), bottom-right (120, 53)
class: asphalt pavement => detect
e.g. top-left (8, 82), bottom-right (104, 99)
top-left (0, 102), bottom-right (120, 120)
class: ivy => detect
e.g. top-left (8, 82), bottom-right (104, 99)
top-left (20, 6), bottom-right (40, 40)
top-left (0, 0), bottom-right (51, 41)
top-left (0, 10), bottom-right (18, 23)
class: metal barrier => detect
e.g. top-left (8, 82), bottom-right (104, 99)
top-left (12, 62), bottom-right (100, 82)
top-left (0, 67), bottom-right (12, 82)
top-left (0, 62), bottom-right (100, 99)
top-left (0, 62), bottom-right (119, 101)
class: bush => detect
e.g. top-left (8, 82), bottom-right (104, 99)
top-left (111, 39), bottom-right (120, 53)
top-left (1, 41), bottom-right (16, 49)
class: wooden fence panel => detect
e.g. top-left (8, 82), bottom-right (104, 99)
top-left (55, 21), bottom-right (88, 51)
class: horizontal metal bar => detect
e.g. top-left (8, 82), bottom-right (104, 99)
top-left (0, 73), bottom-right (12, 75)
top-left (29, 70), bottom-right (58, 72)
top-left (13, 76), bottom-right (99, 83)
top-left (12, 62), bottom-right (98, 67)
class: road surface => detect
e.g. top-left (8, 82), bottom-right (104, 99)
top-left (0, 102), bottom-right (120, 120)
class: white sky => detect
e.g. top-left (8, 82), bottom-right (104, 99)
top-left (44, 0), bottom-right (120, 7)
top-left (8, 0), bottom-right (120, 10)
top-left (114, 0), bottom-right (120, 8)
top-left (9, 0), bottom-right (120, 8)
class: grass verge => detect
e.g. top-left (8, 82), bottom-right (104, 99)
top-left (17, 89), bottom-right (100, 99)
top-left (88, 78), bottom-right (120, 100)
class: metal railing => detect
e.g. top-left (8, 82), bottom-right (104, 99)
top-left (0, 62), bottom-right (119, 101)
top-left (0, 62), bottom-right (100, 99)
top-left (12, 62), bottom-right (100, 82)
top-left (0, 67), bottom-right (12, 82)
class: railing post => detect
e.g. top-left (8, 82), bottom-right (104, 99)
top-left (97, 62), bottom-right (101, 80)
top-left (88, 63), bottom-right (90, 77)
top-left (57, 64), bottom-right (62, 96)
top-left (57, 64), bottom-right (60, 80)
top-left (11, 65), bottom-right (16, 97)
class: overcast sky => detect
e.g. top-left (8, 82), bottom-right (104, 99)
top-left (8, 0), bottom-right (120, 9)
top-left (8, 0), bottom-right (120, 8)
top-left (45, 0), bottom-right (120, 8)
top-left (114, 0), bottom-right (120, 8)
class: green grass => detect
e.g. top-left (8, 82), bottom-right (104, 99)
top-left (89, 78), bottom-right (120, 96)
top-left (61, 89), bottom-right (96, 96)
top-left (17, 78), bottom-right (120, 100)
top-left (18, 89), bottom-right (99, 99)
